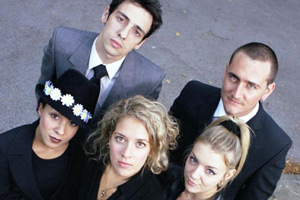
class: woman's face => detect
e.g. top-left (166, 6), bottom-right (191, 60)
top-left (36, 104), bottom-right (79, 150)
top-left (184, 142), bottom-right (235, 197)
top-left (109, 116), bottom-right (151, 179)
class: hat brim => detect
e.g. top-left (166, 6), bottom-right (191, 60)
top-left (36, 84), bottom-right (89, 129)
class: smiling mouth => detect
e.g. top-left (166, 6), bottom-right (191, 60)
top-left (186, 178), bottom-right (198, 187)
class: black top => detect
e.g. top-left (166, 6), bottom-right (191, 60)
top-left (32, 146), bottom-right (70, 199)
top-left (0, 121), bottom-right (88, 200)
top-left (78, 159), bottom-right (164, 200)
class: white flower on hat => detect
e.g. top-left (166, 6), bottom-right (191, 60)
top-left (44, 81), bottom-right (53, 96)
top-left (81, 109), bottom-right (92, 123)
top-left (50, 88), bottom-right (62, 101)
top-left (61, 94), bottom-right (74, 107)
top-left (73, 104), bottom-right (83, 116)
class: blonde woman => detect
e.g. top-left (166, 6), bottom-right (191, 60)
top-left (165, 116), bottom-right (251, 200)
top-left (79, 95), bottom-right (179, 200)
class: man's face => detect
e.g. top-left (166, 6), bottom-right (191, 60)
top-left (97, 1), bottom-right (153, 63)
top-left (221, 52), bottom-right (275, 117)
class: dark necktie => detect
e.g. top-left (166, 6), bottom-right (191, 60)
top-left (90, 64), bottom-right (107, 89)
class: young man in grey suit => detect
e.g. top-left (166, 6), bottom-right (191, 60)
top-left (170, 42), bottom-right (292, 200)
top-left (38, 0), bottom-right (165, 119)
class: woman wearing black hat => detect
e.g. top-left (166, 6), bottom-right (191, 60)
top-left (0, 69), bottom-right (99, 200)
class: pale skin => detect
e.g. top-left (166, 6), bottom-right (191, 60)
top-left (33, 103), bottom-right (79, 159)
top-left (221, 51), bottom-right (275, 118)
top-left (97, 116), bottom-right (151, 199)
top-left (96, 1), bottom-right (153, 64)
top-left (178, 142), bottom-right (236, 200)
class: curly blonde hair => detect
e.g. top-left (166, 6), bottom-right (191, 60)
top-left (86, 95), bottom-right (179, 174)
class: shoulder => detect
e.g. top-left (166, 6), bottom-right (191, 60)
top-left (126, 50), bottom-right (165, 75)
top-left (53, 26), bottom-right (98, 40)
top-left (182, 80), bottom-right (220, 95)
top-left (0, 122), bottom-right (36, 152)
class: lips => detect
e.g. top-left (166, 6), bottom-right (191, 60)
top-left (118, 161), bottom-right (132, 168)
top-left (49, 136), bottom-right (62, 144)
top-left (110, 39), bottom-right (122, 48)
top-left (186, 178), bottom-right (198, 187)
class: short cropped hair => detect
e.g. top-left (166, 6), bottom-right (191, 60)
top-left (86, 95), bottom-right (179, 174)
top-left (108, 0), bottom-right (163, 40)
top-left (229, 42), bottom-right (278, 84)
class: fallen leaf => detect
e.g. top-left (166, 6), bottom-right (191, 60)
top-left (165, 79), bottom-right (171, 84)
top-left (176, 32), bottom-right (180, 36)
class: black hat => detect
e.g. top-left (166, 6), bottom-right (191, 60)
top-left (36, 69), bottom-right (99, 128)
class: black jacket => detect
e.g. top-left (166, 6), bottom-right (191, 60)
top-left (0, 121), bottom-right (87, 200)
top-left (78, 159), bottom-right (164, 200)
top-left (169, 80), bottom-right (292, 200)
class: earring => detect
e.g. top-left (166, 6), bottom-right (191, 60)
top-left (106, 143), bottom-right (110, 148)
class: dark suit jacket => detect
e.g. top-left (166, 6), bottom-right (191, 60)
top-left (78, 159), bottom-right (164, 200)
top-left (38, 26), bottom-right (166, 119)
top-left (0, 121), bottom-right (87, 200)
top-left (169, 80), bottom-right (292, 200)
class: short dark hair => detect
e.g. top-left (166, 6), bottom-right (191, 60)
top-left (229, 42), bottom-right (278, 84)
top-left (108, 0), bottom-right (163, 40)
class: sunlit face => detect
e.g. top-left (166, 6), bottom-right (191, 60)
top-left (36, 104), bottom-right (79, 150)
top-left (97, 1), bottom-right (153, 63)
top-left (184, 142), bottom-right (234, 198)
top-left (109, 116), bottom-right (151, 179)
top-left (221, 52), bottom-right (275, 117)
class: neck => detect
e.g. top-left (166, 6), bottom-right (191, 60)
top-left (187, 189), bottom-right (218, 200)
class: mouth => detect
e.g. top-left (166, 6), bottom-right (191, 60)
top-left (110, 39), bottom-right (122, 48)
top-left (186, 178), bottom-right (198, 187)
top-left (228, 96), bottom-right (242, 105)
top-left (49, 136), bottom-right (62, 144)
top-left (118, 161), bottom-right (132, 168)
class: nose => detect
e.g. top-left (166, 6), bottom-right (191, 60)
top-left (119, 25), bottom-right (131, 40)
top-left (232, 83), bottom-right (244, 99)
top-left (55, 119), bottom-right (68, 135)
top-left (191, 166), bottom-right (202, 180)
top-left (121, 143), bottom-right (133, 159)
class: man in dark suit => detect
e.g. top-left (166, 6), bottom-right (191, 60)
top-left (38, 0), bottom-right (165, 119)
top-left (170, 42), bottom-right (292, 200)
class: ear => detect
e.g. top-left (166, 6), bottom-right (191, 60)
top-left (134, 38), bottom-right (147, 50)
top-left (38, 103), bottom-right (44, 117)
top-left (224, 169), bottom-right (236, 181)
top-left (102, 6), bottom-right (110, 24)
top-left (261, 82), bottom-right (275, 102)
top-left (223, 63), bottom-right (229, 83)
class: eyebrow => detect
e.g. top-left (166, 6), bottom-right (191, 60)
top-left (228, 72), bottom-right (260, 89)
top-left (191, 151), bottom-right (218, 170)
top-left (114, 132), bottom-right (150, 143)
top-left (118, 11), bottom-right (147, 36)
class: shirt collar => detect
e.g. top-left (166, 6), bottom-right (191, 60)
top-left (213, 99), bottom-right (259, 122)
top-left (88, 37), bottom-right (125, 79)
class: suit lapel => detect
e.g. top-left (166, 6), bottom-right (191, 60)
top-left (101, 51), bottom-right (137, 110)
top-left (68, 36), bottom-right (96, 75)
top-left (8, 122), bottom-right (44, 200)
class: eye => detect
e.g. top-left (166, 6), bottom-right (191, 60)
top-left (133, 29), bottom-right (142, 37)
top-left (117, 16), bottom-right (126, 24)
top-left (115, 135), bottom-right (125, 143)
top-left (69, 121), bottom-right (78, 127)
top-left (206, 168), bottom-right (216, 175)
top-left (50, 113), bottom-right (59, 120)
top-left (229, 74), bottom-right (238, 83)
top-left (247, 83), bottom-right (256, 89)
top-left (189, 155), bottom-right (197, 165)
top-left (136, 141), bottom-right (146, 148)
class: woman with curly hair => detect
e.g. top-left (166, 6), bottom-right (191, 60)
top-left (79, 95), bottom-right (179, 200)
top-left (164, 116), bottom-right (251, 200)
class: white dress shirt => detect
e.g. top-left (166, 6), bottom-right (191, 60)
top-left (213, 98), bottom-right (259, 123)
top-left (86, 37), bottom-right (126, 106)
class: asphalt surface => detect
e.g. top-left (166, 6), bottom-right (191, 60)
top-left (1, 0), bottom-right (300, 199)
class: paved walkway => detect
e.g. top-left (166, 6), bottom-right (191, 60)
top-left (1, 0), bottom-right (299, 199)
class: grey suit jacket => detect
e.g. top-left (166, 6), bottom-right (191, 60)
top-left (38, 26), bottom-right (165, 119)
